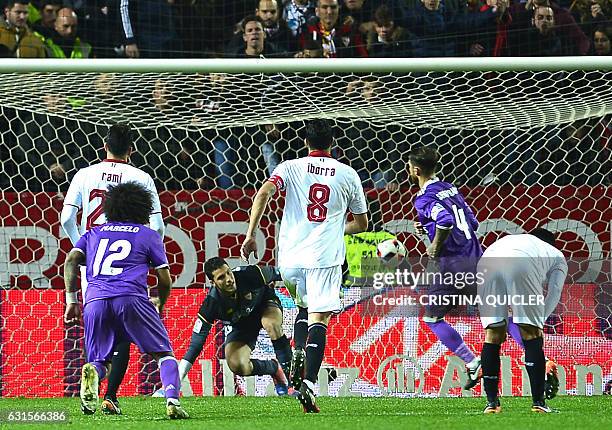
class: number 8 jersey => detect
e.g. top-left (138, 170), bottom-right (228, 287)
top-left (414, 177), bottom-right (482, 260)
top-left (73, 223), bottom-right (168, 304)
top-left (268, 151), bottom-right (367, 269)
top-left (63, 159), bottom-right (162, 235)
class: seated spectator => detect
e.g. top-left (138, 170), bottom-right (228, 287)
top-left (468, 0), bottom-right (512, 57)
top-left (592, 26), bottom-right (611, 55)
top-left (0, 1), bottom-right (46, 57)
top-left (227, 15), bottom-right (284, 58)
top-left (509, 0), bottom-right (590, 55)
top-left (366, 4), bottom-right (412, 57)
top-left (283, 0), bottom-right (317, 37)
top-left (397, 0), bottom-right (502, 57)
top-left (510, 5), bottom-right (569, 56)
top-left (31, 0), bottom-right (61, 40)
top-left (40, 8), bottom-right (93, 58)
top-left (300, 0), bottom-right (368, 57)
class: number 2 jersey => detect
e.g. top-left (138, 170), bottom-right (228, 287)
top-left (64, 159), bottom-right (162, 234)
top-left (73, 222), bottom-right (168, 304)
top-left (415, 178), bottom-right (482, 264)
top-left (268, 151), bottom-right (368, 269)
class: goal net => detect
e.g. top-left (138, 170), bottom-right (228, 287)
top-left (0, 59), bottom-right (610, 398)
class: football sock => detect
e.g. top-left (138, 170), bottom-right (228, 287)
top-left (523, 337), bottom-right (546, 403)
top-left (159, 356), bottom-right (180, 400)
top-left (293, 307), bottom-right (308, 350)
top-left (426, 320), bottom-right (476, 363)
top-left (304, 322), bottom-right (327, 383)
top-left (105, 341), bottom-right (130, 400)
top-left (507, 317), bottom-right (524, 349)
top-left (272, 334), bottom-right (292, 375)
top-left (91, 361), bottom-right (107, 380)
top-left (250, 359), bottom-right (278, 376)
top-left (481, 342), bottom-right (501, 403)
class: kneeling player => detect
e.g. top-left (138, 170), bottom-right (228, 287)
top-left (155, 257), bottom-right (291, 396)
top-left (63, 182), bottom-right (188, 419)
top-left (478, 228), bottom-right (566, 414)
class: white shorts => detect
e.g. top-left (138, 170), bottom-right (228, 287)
top-left (280, 266), bottom-right (342, 313)
top-left (478, 257), bottom-right (546, 329)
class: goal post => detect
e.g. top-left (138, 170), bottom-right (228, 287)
top-left (0, 58), bottom-right (610, 398)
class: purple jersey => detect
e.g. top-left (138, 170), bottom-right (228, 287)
top-left (74, 222), bottom-right (168, 304)
top-left (414, 178), bottom-right (482, 262)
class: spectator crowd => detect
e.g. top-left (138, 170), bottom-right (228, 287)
top-left (0, 0), bottom-right (610, 58)
top-left (0, 1), bottom-right (610, 193)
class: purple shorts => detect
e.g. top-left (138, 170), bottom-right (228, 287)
top-left (83, 295), bottom-right (173, 363)
top-left (423, 257), bottom-right (479, 319)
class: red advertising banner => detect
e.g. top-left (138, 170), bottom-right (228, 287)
top-left (0, 187), bottom-right (610, 397)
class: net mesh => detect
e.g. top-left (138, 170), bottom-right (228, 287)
top-left (0, 68), bottom-right (610, 398)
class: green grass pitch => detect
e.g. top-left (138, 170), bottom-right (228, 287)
top-left (1, 396), bottom-right (610, 430)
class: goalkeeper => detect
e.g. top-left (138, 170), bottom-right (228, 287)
top-left (154, 257), bottom-right (291, 396)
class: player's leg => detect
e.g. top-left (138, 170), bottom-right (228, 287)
top-left (509, 265), bottom-right (558, 411)
top-left (291, 306), bottom-right (308, 388)
top-left (506, 317), bottom-right (524, 348)
top-left (298, 266), bottom-right (343, 413)
top-left (423, 262), bottom-right (480, 380)
top-left (518, 324), bottom-right (557, 412)
top-left (81, 299), bottom-right (116, 415)
top-left (261, 301), bottom-right (292, 392)
top-left (101, 340), bottom-right (130, 415)
top-left (224, 311), bottom-right (288, 395)
top-left (281, 268), bottom-right (308, 389)
top-left (224, 340), bottom-right (280, 378)
top-left (481, 322), bottom-right (507, 414)
top-left (119, 296), bottom-right (188, 419)
top-left (423, 307), bottom-right (480, 389)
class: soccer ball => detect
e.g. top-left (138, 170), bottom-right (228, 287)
top-left (376, 239), bottom-right (407, 262)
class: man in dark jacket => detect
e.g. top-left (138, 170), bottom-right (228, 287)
top-left (395, 0), bottom-right (502, 57)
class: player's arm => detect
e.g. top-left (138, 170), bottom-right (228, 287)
top-left (242, 181), bottom-right (277, 260)
top-left (60, 205), bottom-right (81, 245)
top-left (63, 248), bottom-right (85, 324)
top-left (544, 257), bottom-right (568, 318)
top-left (147, 175), bottom-right (165, 238)
top-left (345, 213), bottom-right (368, 235)
top-left (258, 266), bottom-right (283, 285)
top-left (423, 201), bottom-right (453, 258)
top-left (428, 228), bottom-right (452, 258)
top-left (60, 172), bottom-right (83, 245)
top-left (179, 301), bottom-right (215, 382)
top-left (345, 172), bottom-right (369, 235)
top-left (155, 267), bottom-right (172, 310)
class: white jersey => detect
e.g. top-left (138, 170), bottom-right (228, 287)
top-left (269, 152), bottom-right (367, 269)
top-left (478, 233), bottom-right (568, 328)
top-left (64, 159), bottom-right (162, 235)
top-left (482, 234), bottom-right (567, 280)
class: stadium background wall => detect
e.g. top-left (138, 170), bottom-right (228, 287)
top-left (0, 187), bottom-right (610, 397)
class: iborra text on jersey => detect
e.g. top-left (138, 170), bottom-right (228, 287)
top-left (307, 163), bottom-right (335, 176)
